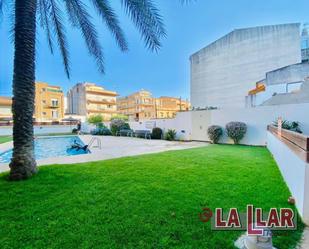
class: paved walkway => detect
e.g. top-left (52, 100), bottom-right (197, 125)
top-left (0, 135), bottom-right (207, 173)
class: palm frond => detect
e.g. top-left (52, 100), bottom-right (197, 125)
top-left (91, 0), bottom-right (128, 51)
top-left (50, 0), bottom-right (70, 78)
top-left (65, 0), bottom-right (105, 73)
top-left (121, 0), bottom-right (166, 51)
top-left (38, 0), bottom-right (54, 54)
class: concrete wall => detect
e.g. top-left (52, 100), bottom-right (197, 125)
top-left (267, 132), bottom-right (309, 224)
top-left (190, 103), bottom-right (309, 145)
top-left (266, 62), bottom-right (309, 86)
top-left (190, 23), bottom-right (301, 109)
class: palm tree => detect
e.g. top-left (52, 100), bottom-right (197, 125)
top-left (0, 0), bottom-right (190, 180)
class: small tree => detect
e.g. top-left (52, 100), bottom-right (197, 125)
top-left (87, 115), bottom-right (103, 127)
top-left (110, 119), bottom-right (130, 136)
top-left (111, 114), bottom-right (129, 122)
top-left (226, 122), bottom-right (247, 144)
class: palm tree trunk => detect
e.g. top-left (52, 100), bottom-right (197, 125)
top-left (9, 0), bottom-right (38, 180)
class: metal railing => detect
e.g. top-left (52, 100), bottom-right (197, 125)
top-left (88, 137), bottom-right (102, 150)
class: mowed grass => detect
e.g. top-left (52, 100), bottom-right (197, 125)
top-left (0, 145), bottom-right (304, 249)
top-left (0, 136), bottom-right (12, 144)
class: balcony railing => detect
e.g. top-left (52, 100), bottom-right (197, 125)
top-left (87, 99), bottom-right (116, 105)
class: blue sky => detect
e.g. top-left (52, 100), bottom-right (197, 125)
top-left (1, 0), bottom-right (309, 100)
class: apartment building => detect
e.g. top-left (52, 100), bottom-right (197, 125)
top-left (117, 90), bottom-right (190, 121)
top-left (34, 82), bottom-right (64, 122)
top-left (156, 97), bottom-right (190, 119)
top-left (0, 82), bottom-right (64, 123)
top-left (117, 90), bottom-right (156, 121)
top-left (67, 82), bottom-right (118, 121)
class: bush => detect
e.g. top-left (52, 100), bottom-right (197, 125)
top-left (165, 129), bottom-right (177, 141)
top-left (87, 115), bottom-right (103, 127)
top-left (273, 119), bottom-right (302, 134)
top-left (152, 127), bottom-right (163, 139)
top-left (90, 127), bottom-right (112, 136)
top-left (226, 122), bottom-right (247, 144)
top-left (207, 125), bottom-right (223, 144)
top-left (97, 123), bottom-right (107, 129)
top-left (110, 119), bottom-right (130, 136)
top-left (111, 114), bottom-right (129, 122)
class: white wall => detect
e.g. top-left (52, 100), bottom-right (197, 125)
top-left (267, 132), bottom-right (309, 224)
top-left (191, 103), bottom-right (309, 145)
top-left (81, 103), bottom-right (309, 145)
top-left (0, 125), bottom-right (74, 136)
top-left (81, 112), bottom-right (193, 140)
top-left (190, 23), bottom-right (301, 109)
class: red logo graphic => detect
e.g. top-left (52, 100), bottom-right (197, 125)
top-left (199, 207), bottom-right (213, 222)
top-left (199, 205), bottom-right (297, 235)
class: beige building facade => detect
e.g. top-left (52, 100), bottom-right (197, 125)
top-left (0, 82), bottom-right (64, 123)
top-left (0, 97), bottom-right (12, 122)
top-left (156, 97), bottom-right (190, 119)
top-left (117, 90), bottom-right (190, 121)
top-left (35, 82), bottom-right (64, 122)
top-left (67, 82), bottom-right (118, 121)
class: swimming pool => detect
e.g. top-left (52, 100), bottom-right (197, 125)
top-left (0, 136), bottom-right (89, 163)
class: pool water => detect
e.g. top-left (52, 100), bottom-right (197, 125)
top-left (0, 136), bottom-right (89, 163)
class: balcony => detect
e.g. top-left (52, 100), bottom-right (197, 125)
top-left (86, 90), bottom-right (118, 97)
top-left (47, 104), bottom-right (60, 109)
top-left (87, 99), bottom-right (116, 105)
top-left (87, 109), bottom-right (116, 114)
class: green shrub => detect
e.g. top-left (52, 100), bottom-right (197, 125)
top-left (88, 115), bottom-right (103, 127)
top-left (273, 119), bottom-right (302, 134)
top-left (91, 127), bottom-right (112, 136)
top-left (207, 125), bottom-right (223, 144)
top-left (226, 122), bottom-right (247, 144)
top-left (110, 119), bottom-right (130, 136)
top-left (97, 123), bottom-right (107, 129)
top-left (111, 114), bottom-right (129, 122)
top-left (165, 129), bottom-right (177, 141)
top-left (152, 127), bottom-right (163, 139)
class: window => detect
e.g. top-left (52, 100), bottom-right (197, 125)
top-left (52, 110), bottom-right (58, 119)
top-left (42, 100), bottom-right (46, 104)
top-left (42, 112), bottom-right (46, 115)
top-left (51, 99), bottom-right (58, 107)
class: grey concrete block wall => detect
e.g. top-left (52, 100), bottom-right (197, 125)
top-left (266, 62), bottom-right (309, 85)
top-left (190, 23), bottom-right (302, 109)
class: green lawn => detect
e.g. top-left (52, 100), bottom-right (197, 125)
top-left (0, 145), bottom-right (304, 249)
top-left (0, 136), bottom-right (12, 144)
